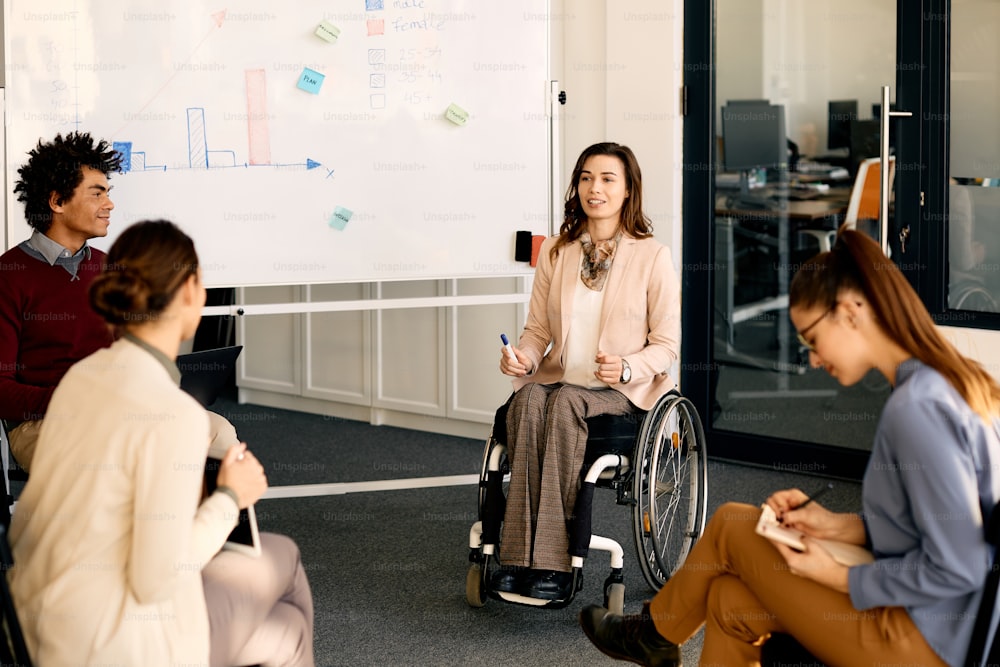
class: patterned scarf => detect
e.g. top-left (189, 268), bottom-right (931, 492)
top-left (579, 230), bottom-right (622, 291)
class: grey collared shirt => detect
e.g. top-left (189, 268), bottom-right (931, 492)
top-left (20, 230), bottom-right (93, 280)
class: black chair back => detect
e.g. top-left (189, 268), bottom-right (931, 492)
top-left (0, 524), bottom-right (32, 666)
top-left (965, 500), bottom-right (1000, 665)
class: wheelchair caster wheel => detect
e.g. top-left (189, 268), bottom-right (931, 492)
top-left (604, 582), bottom-right (625, 616)
top-left (466, 564), bottom-right (487, 607)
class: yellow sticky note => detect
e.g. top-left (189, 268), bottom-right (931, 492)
top-left (316, 20), bottom-right (340, 43)
top-left (444, 103), bottom-right (469, 126)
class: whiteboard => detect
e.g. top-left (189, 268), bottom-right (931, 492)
top-left (4, 0), bottom-right (551, 287)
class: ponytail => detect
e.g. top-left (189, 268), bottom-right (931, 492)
top-left (790, 227), bottom-right (1000, 421)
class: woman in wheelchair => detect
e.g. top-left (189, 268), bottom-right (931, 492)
top-left (493, 142), bottom-right (681, 601)
top-left (581, 228), bottom-right (1000, 666)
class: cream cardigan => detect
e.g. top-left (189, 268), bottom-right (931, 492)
top-left (9, 338), bottom-right (238, 667)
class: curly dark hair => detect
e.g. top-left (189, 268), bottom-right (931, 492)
top-left (13, 132), bottom-right (124, 234)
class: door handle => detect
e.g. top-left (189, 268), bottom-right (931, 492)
top-left (879, 85), bottom-right (912, 255)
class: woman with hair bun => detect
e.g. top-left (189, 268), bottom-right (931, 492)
top-left (10, 220), bottom-right (314, 667)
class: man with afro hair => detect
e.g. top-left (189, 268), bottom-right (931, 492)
top-left (0, 132), bottom-right (125, 473)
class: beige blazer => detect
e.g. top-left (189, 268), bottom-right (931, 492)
top-left (10, 339), bottom-right (237, 667)
top-left (512, 234), bottom-right (680, 410)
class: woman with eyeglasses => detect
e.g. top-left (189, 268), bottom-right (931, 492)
top-left (580, 227), bottom-right (1000, 667)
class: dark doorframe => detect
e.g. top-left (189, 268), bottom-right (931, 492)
top-left (680, 0), bottom-right (952, 480)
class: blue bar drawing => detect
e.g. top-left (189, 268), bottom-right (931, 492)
top-left (187, 107), bottom-right (209, 168)
top-left (112, 141), bottom-right (133, 173)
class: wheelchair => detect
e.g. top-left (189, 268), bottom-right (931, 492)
top-left (466, 391), bottom-right (708, 615)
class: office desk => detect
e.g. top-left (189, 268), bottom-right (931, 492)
top-left (714, 190), bottom-right (849, 376)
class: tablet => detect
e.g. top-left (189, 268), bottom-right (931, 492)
top-left (204, 444), bottom-right (261, 558)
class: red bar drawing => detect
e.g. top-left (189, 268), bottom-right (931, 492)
top-left (245, 68), bottom-right (271, 165)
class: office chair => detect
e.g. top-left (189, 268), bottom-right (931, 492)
top-left (0, 422), bottom-right (25, 528)
top-left (761, 497), bottom-right (1000, 666)
top-left (0, 524), bottom-right (32, 666)
top-left (798, 156), bottom-right (895, 253)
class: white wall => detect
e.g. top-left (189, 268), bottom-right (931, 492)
top-left (552, 0), bottom-right (684, 261)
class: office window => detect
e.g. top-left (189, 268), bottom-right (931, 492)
top-left (948, 0), bottom-right (1000, 313)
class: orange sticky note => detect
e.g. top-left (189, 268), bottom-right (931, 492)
top-left (530, 235), bottom-right (545, 267)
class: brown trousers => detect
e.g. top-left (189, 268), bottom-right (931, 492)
top-left (648, 502), bottom-right (948, 666)
top-left (499, 383), bottom-right (636, 572)
top-left (203, 532), bottom-right (315, 667)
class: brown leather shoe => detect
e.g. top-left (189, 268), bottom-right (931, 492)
top-left (579, 602), bottom-right (681, 666)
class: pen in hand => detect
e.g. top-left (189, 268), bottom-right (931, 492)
top-left (778, 482), bottom-right (833, 524)
top-left (500, 334), bottom-right (517, 362)
top-left (795, 482), bottom-right (834, 511)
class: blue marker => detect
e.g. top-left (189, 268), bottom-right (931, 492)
top-left (500, 334), bottom-right (517, 362)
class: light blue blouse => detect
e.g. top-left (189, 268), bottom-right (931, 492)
top-left (849, 358), bottom-right (1000, 667)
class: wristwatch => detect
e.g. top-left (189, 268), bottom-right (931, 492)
top-left (620, 358), bottom-right (631, 385)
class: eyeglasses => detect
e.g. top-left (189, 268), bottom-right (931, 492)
top-left (796, 305), bottom-right (836, 351)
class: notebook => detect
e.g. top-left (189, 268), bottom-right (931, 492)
top-left (755, 504), bottom-right (873, 566)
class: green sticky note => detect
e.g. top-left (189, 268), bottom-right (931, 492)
top-left (329, 206), bottom-right (353, 230)
top-left (444, 103), bottom-right (469, 126)
top-left (316, 20), bottom-right (340, 43)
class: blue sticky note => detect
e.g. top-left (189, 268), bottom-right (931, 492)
top-left (329, 206), bottom-right (353, 230)
top-left (297, 68), bottom-right (326, 94)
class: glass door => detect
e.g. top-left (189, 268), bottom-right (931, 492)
top-left (681, 0), bottom-right (932, 478)
top-left (948, 0), bottom-right (1000, 315)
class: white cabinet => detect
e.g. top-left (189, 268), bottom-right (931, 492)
top-left (236, 278), bottom-right (527, 439)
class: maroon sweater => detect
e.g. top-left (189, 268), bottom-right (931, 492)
top-left (0, 245), bottom-right (114, 422)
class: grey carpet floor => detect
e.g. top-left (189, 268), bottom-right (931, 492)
top-left (209, 396), bottom-right (862, 666)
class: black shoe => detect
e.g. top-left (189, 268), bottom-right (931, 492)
top-left (579, 602), bottom-right (682, 667)
top-left (490, 566), bottom-right (529, 593)
top-left (525, 569), bottom-right (575, 601)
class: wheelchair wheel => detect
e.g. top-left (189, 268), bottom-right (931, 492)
top-left (467, 435), bottom-right (509, 608)
top-left (466, 563), bottom-right (488, 607)
top-left (631, 395), bottom-right (708, 590)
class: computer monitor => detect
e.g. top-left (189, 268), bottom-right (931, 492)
top-left (827, 100), bottom-right (858, 150)
top-left (720, 102), bottom-right (788, 207)
top-left (849, 118), bottom-right (881, 177)
top-left (721, 102), bottom-right (788, 187)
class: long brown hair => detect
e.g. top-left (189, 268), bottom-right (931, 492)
top-left (550, 142), bottom-right (652, 261)
top-left (790, 226), bottom-right (1000, 420)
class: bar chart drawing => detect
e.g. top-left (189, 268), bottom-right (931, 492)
top-left (113, 69), bottom-right (322, 175)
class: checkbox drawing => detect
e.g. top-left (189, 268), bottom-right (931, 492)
top-left (367, 19), bottom-right (385, 36)
top-left (368, 49), bottom-right (386, 65)
top-left (365, 0), bottom-right (384, 10)
top-left (369, 73), bottom-right (386, 88)
top-left (370, 94), bottom-right (386, 109)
